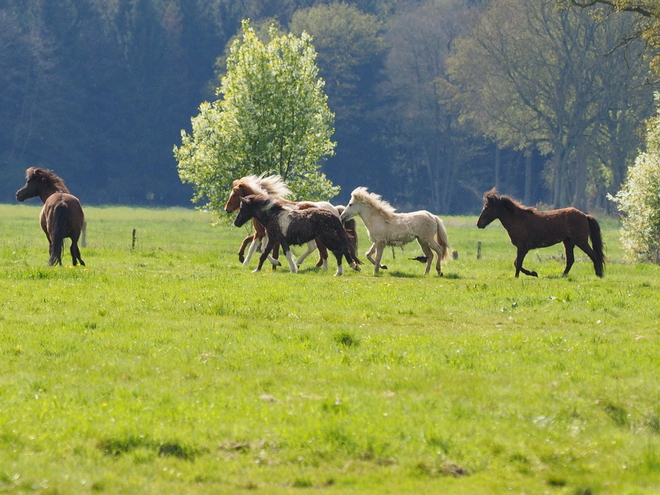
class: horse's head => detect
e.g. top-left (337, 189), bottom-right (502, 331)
top-left (339, 201), bottom-right (358, 223)
top-left (340, 189), bottom-right (368, 222)
top-left (477, 188), bottom-right (500, 229)
top-left (234, 194), bottom-right (273, 227)
top-left (225, 181), bottom-right (255, 213)
top-left (16, 167), bottom-right (68, 202)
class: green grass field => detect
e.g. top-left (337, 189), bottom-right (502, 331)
top-left (1, 204), bottom-right (659, 494)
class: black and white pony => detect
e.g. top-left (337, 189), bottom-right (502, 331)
top-left (234, 195), bottom-right (360, 276)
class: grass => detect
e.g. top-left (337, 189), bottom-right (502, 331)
top-left (0, 203), bottom-right (659, 494)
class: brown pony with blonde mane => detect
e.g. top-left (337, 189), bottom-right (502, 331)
top-left (16, 167), bottom-right (85, 266)
top-left (477, 188), bottom-right (604, 277)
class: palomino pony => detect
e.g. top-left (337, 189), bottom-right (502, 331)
top-left (224, 174), bottom-right (340, 269)
top-left (234, 195), bottom-right (360, 276)
top-left (16, 167), bottom-right (85, 266)
top-left (476, 189), bottom-right (604, 277)
top-left (340, 187), bottom-right (450, 276)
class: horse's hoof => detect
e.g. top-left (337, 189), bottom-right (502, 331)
top-left (531, 271), bottom-right (538, 277)
top-left (238, 254), bottom-right (245, 263)
top-left (381, 265), bottom-right (388, 270)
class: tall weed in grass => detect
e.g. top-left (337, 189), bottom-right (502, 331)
top-left (0, 204), bottom-right (659, 494)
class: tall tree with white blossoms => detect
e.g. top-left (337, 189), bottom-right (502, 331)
top-left (610, 95), bottom-right (660, 263)
top-left (175, 19), bottom-right (338, 214)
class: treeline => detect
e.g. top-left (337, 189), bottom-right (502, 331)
top-left (0, 0), bottom-right (655, 213)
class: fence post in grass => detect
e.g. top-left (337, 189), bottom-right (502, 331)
top-left (477, 241), bottom-right (482, 259)
top-left (132, 229), bottom-right (136, 250)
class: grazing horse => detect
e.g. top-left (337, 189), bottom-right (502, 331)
top-left (340, 187), bottom-right (450, 276)
top-left (476, 189), bottom-right (604, 277)
top-left (224, 174), bottom-right (333, 268)
top-left (16, 167), bottom-right (85, 266)
top-left (234, 195), bottom-right (360, 276)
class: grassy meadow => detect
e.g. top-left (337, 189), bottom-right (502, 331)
top-left (0, 203), bottom-right (659, 494)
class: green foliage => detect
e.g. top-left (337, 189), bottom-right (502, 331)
top-left (175, 19), bottom-right (338, 214)
top-left (449, 0), bottom-right (654, 208)
top-left (610, 95), bottom-right (660, 262)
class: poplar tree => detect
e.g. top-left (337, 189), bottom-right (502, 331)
top-left (175, 20), bottom-right (338, 214)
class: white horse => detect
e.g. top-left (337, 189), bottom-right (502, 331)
top-left (340, 187), bottom-right (450, 275)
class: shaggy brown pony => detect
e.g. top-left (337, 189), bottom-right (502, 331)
top-left (477, 189), bottom-right (604, 277)
top-left (224, 174), bottom-right (330, 268)
top-left (16, 167), bottom-right (85, 266)
top-left (234, 195), bottom-right (360, 276)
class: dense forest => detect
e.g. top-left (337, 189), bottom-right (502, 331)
top-left (0, 0), bottom-right (656, 213)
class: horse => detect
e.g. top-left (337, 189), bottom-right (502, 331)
top-left (476, 188), bottom-right (604, 278)
top-left (234, 194), bottom-right (360, 276)
top-left (224, 174), bottom-right (346, 269)
top-left (16, 167), bottom-right (86, 266)
top-left (340, 187), bottom-right (450, 276)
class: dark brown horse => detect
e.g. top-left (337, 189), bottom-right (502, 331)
top-left (16, 167), bottom-right (85, 266)
top-left (477, 189), bottom-right (604, 277)
top-left (234, 195), bottom-right (360, 275)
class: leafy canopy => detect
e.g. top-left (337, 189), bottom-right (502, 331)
top-left (175, 19), bottom-right (338, 214)
top-left (610, 94), bottom-right (660, 262)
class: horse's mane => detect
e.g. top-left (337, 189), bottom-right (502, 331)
top-left (351, 187), bottom-right (397, 218)
top-left (485, 189), bottom-right (535, 213)
top-left (236, 174), bottom-right (292, 198)
top-left (27, 167), bottom-right (70, 193)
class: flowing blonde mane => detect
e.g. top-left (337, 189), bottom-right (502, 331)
top-left (238, 174), bottom-right (292, 198)
top-left (351, 187), bottom-right (397, 218)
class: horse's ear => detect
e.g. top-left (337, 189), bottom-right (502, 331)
top-left (484, 187), bottom-right (498, 201)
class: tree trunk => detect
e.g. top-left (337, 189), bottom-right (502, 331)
top-left (572, 145), bottom-right (588, 212)
top-left (524, 152), bottom-right (532, 205)
top-left (495, 146), bottom-right (501, 191)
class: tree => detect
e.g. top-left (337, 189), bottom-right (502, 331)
top-left (562, 1), bottom-right (660, 75)
top-left (449, 0), bottom-right (654, 210)
top-left (609, 95), bottom-right (660, 262)
top-left (175, 20), bottom-right (338, 215)
top-left (289, 2), bottom-right (386, 203)
top-left (380, 0), bottom-right (484, 212)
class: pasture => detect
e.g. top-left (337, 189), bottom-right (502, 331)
top-left (0, 203), bottom-right (659, 494)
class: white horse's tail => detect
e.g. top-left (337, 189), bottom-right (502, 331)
top-left (435, 216), bottom-right (450, 262)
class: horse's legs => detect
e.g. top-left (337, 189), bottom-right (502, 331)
top-left (373, 242), bottom-right (386, 275)
top-left (333, 251), bottom-right (344, 276)
top-left (255, 237), bottom-right (276, 273)
top-left (70, 239), bottom-right (85, 266)
top-left (270, 242), bottom-right (281, 269)
top-left (282, 243), bottom-right (299, 273)
top-left (419, 244), bottom-right (434, 275)
top-left (515, 248), bottom-right (537, 277)
top-left (315, 240), bottom-right (329, 269)
top-left (563, 239), bottom-right (575, 276)
top-left (365, 243), bottom-right (377, 266)
top-left (575, 239), bottom-right (603, 277)
top-left (295, 240), bottom-right (318, 267)
top-left (238, 234), bottom-right (255, 263)
top-left (365, 242), bottom-right (387, 272)
top-left (243, 235), bottom-right (261, 265)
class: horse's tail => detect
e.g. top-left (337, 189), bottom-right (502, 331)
top-left (587, 215), bottom-right (605, 277)
top-left (49, 203), bottom-right (68, 266)
top-left (435, 216), bottom-right (450, 262)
